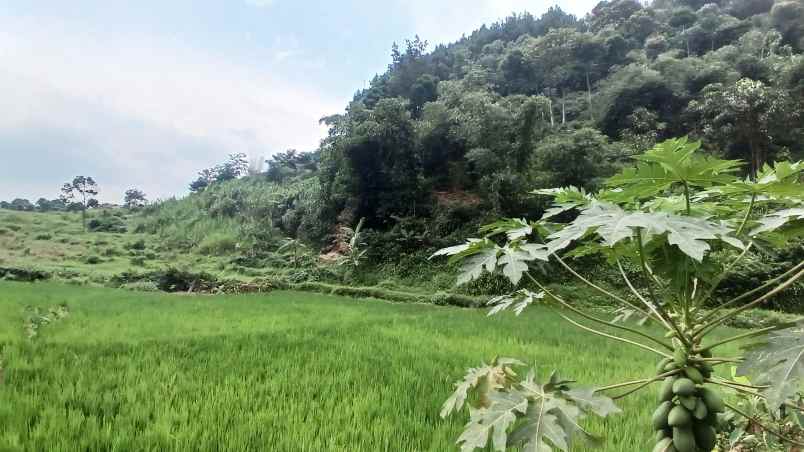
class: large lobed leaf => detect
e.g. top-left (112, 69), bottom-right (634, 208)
top-left (446, 363), bottom-right (619, 452)
top-left (605, 137), bottom-right (741, 201)
top-left (431, 238), bottom-right (549, 286)
top-left (736, 323), bottom-right (804, 409)
top-left (544, 202), bottom-right (743, 261)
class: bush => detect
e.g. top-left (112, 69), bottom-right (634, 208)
top-left (87, 215), bottom-right (127, 233)
top-left (84, 256), bottom-right (102, 265)
top-left (125, 239), bottom-right (147, 251)
top-left (0, 228), bottom-right (10, 235)
top-left (120, 281), bottom-right (159, 292)
top-left (197, 233), bottom-right (238, 256)
top-left (5, 224), bottom-right (21, 232)
top-left (130, 257), bottom-right (146, 267)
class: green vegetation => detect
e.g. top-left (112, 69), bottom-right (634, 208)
top-left (0, 281), bottom-right (742, 451)
top-left (434, 138), bottom-right (803, 451)
top-left (3, 1), bottom-right (804, 450)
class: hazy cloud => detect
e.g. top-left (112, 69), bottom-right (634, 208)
top-left (0, 15), bottom-right (342, 202)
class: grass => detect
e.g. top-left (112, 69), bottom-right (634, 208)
top-left (0, 281), bottom-right (743, 451)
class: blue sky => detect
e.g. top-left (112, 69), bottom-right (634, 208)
top-left (0, 0), bottom-right (598, 203)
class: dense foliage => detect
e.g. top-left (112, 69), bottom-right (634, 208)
top-left (433, 137), bottom-right (804, 451)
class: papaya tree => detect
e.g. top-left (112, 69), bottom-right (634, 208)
top-left (433, 137), bottom-right (804, 451)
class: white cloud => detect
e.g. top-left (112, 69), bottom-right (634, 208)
top-left (399, 0), bottom-right (599, 47)
top-left (0, 16), bottom-right (343, 202)
top-left (244, 0), bottom-right (275, 7)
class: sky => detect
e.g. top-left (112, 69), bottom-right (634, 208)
top-left (0, 0), bottom-right (599, 203)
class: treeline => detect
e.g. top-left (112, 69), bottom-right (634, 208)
top-left (0, 198), bottom-right (67, 212)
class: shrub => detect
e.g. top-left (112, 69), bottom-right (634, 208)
top-left (129, 257), bottom-right (146, 267)
top-left (197, 233), bottom-right (238, 255)
top-left (84, 256), bottom-right (102, 265)
top-left (0, 228), bottom-right (10, 235)
top-left (87, 216), bottom-right (127, 233)
top-left (120, 281), bottom-right (159, 292)
top-left (125, 239), bottom-right (147, 251)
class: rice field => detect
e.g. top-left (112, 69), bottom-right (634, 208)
top-left (0, 281), bottom-right (740, 451)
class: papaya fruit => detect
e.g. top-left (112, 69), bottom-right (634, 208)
top-left (673, 348), bottom-right (688, 367)
top-left (684, 366), bottom-right (704, 384)
top-left (693, 398), bottom-right (708, 420)
top-left (693, 423), bottom-right (717, 451)
top-left (659, 377), bottom-right (676, 402)
top-left (668, 405), bottom-right (692, 427)
top-left (656, 357), bottom-right (673, 374)
top-left (652, 437), bottom-right (676, 452)
top-left (678, 395), bottom-right (697, 411)
top-left (655, 428), bottom-right (671, 443)
top-left (664, 361), bottom-right (680, 372)
top-left (673, 426), bottom-right (697, 452)
top-left (672, 378), bottom-right (696, 396)
top-left (653, 401), bottom-right (673, 430)
top-left (699, 387), bottom-right (725, 413)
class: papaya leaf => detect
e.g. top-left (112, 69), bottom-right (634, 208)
top-left (736, 324), bottom-right (804, 409)
top-left (458, 391), bottom-right (528, 451)
top-left (750, 208), bottom-right (804, 236)
top-left (441, 358), bottom-right (525, 418)
top-left (480, 218), bottom-right (533, 241)
top-left (564, 388), bottom-right (622, 417)
top-left (543, 202), bottom-right (742, 261)
top-left (487, 289), bottom-right (546, 316)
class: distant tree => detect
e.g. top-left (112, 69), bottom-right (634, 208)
top-left (123, 189), bottom-right (148, 209)
top-left (689, 78), bottom-right (797, 177)
top-left (10, 198), bottom-right (34, 211)
top-left (0, 201), bottom-right (10, 210)
top-left (215, 153), bottom-right (249, 183)
top-left (60, 176), bottom-right (99, 231)
top-left (189, 168), bottom-right (216, 193)
top-left (531, 127), bottom-right (617, 190)
top-left (189, 153), bottom-right (249, 193)
top-left (771, 0), bottom-right (804, 51)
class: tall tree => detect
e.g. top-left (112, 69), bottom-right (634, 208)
top-left (123, 189), bottom-right (148, 209)
top-left (60, 176), bottom-right (99, 231)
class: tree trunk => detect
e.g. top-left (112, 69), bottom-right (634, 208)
top-left (586, 72), bottom-right (593, 121)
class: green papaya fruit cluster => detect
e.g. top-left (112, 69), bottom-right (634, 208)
top-left (652, 353), bottom-right (724, 452)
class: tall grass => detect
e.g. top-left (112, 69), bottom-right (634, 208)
top-left (0, 282), bottom-right (741, 451)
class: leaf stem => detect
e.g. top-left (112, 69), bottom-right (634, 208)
top-left (725, 401), bottom-right (804, 447)
top-left (611, 370), bottom-right (682, 400)
top-left (556, 311), bottom-right (672, 358)
top-left (596, 369), bottom-right (681, 395)
top-left (696, 266), bottom-right (804, 338)
top-left (525, 272), bottom-right (673, 351)
top-left (551, 254), bottom-right (655, 319)
top-left (698, 260), bottom-right (804, 325)
top-left (735, 193), bottom-right (756, 236)
top-left (701, 325), bottom-right (783, 352)
top-left (695, 243), bottom-right (753, 307)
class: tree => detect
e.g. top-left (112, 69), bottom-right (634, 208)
top-left (434, 137), bottom-right (804, 452)
top-left (60, 176), bottom-right (99, 231)
top-left (531, 127), bottom-right (617, 190)
top-left (123, 189), bottom-right (147, 209)
top-left (10, 198), bottom-right (34, 211)
top-left (689, 78), bottom-right (797, 177)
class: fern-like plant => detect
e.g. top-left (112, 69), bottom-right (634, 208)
top-left (433, 138), bottom-right (804, 452)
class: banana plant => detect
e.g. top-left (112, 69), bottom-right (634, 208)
top-left (432, 138), bottom-right (804, 452)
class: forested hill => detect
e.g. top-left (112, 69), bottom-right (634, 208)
top-left (314, 0), bottom-right (804, 231)
top-left (131, 0), bottom-right (804, 262)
